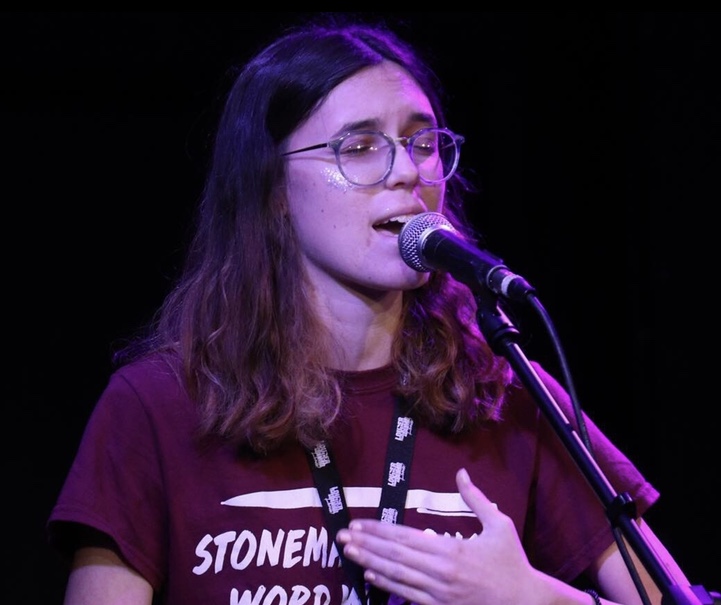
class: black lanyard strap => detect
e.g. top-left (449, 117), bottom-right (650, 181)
top-left (306, 395), bottom-right (416, 605)
top-left (306, 439), bottom-right (368, 602)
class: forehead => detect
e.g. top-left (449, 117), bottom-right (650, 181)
top-left (308, 62), bottom-right (435, 134)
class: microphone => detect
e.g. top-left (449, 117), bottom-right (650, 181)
top-left (398, 212), bottom-right (535, 302)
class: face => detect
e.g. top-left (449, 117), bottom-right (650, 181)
top-left (283, 61), bottom-right (446, 300)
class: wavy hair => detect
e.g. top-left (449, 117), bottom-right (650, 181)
top-left (117, 16), bottom-right (514, 453)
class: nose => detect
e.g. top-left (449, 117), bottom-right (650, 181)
top-left (385, 139), bottom-right (420, 187)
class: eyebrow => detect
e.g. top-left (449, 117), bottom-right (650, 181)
top-left (332, 112), bottom-right (437, 138)
top-left (332, 118), bottom-right (379, 137)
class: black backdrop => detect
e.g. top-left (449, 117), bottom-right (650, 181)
top-left (5, 12), bottom-right (719, 602)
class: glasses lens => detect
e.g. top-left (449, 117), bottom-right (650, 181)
top-left (334, 129), bottom-right (462, 186)
top-left (411, 129), bottom-right (461, 184)
top-left (337, 132), bottom-right (392, 186)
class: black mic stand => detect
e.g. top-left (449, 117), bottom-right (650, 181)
top-left (472, 287), bottom-right (706, 605)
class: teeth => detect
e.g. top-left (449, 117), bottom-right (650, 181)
top-left (379, 214), bottom-right (415, 225)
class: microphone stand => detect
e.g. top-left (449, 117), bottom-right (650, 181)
top-left (472, 287), bottom-right (705, 605)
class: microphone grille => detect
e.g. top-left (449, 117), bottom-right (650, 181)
top-left (398, 212), bottom-right (455, 272)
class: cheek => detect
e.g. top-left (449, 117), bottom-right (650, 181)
top-left (286, 164), bottom-right (362, 220)
top-left (285, 165), bottom-right (324, 214)
top-left (285, 166), bottom-right (348, 241)
top-left (286, 162), bottom-right (356, 202)
top-left (422, 182), bottom-right (446, 212)
top-left (322, 167), bottom-right (353, 193)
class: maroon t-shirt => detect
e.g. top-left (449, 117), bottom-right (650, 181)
top-left (48, 356), bottom-right (658, 604)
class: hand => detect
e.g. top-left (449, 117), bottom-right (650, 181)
top-left (336, 468), bottom-right (546, 605)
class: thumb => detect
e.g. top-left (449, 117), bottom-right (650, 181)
top-left (456, 467), bottom-right (499, 520)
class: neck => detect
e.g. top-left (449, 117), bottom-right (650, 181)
top-left (317, 288), bottom-right (403, 372)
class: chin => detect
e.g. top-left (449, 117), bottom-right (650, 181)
top-left (399, 270), bottom-right (431, 291)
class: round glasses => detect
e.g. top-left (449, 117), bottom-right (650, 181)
top-left (282, 127), bottom-right (465, 186)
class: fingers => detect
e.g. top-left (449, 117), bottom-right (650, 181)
top-left (338, 518), bottom-right (439, 555)
top-left (336, 469), bottom-right (527, 605)
top-left (337, 467), bottom-right (499, 556)
top-left (337, 527), bottom-right (435, 602)
top-left (456, 467), bottom-right (498, 519)
top-left (336, 521), bottom-right (461, 605)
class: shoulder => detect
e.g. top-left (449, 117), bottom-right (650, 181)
top-left (500, 361), bottom-right (575, 425)
top-left (93, 353), bottom-right (194, 428)
top-left (108, 353), bottom-right (185, 401)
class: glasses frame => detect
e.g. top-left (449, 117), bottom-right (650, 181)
top-left (282, 127), bottom-right (465, 186)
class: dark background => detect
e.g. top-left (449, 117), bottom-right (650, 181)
top-left (5, 12), bottom-right (719, 602)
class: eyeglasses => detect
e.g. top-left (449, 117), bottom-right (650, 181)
top-left (282, 127), bottom-right (465, 186)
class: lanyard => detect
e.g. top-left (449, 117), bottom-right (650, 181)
top-left (305, 395), bottom-right (416, 605)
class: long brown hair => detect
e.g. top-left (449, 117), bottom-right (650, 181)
top-left (116, 17), bottom-right (514, 453)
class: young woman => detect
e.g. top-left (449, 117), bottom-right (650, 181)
top-left (48, 16), bottom-right (694, 605)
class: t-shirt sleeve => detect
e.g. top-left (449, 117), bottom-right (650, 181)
top-left (47, 369), bottom-right (168, 590)
top-left (537, 364), bottom-right (659, 512)
top-left (524, 363), bottom-right (660, 581)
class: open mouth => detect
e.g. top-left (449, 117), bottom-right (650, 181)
top-left (373, 214), bottom-right (415, 235)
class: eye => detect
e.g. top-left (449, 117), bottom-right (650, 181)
top-left (338, 132), bottom-right (385, 157)
top-left (411, 133), bottom-right (438, 158)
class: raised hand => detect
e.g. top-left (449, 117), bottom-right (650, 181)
top-left (336, 468), bottom-right (554, 605)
